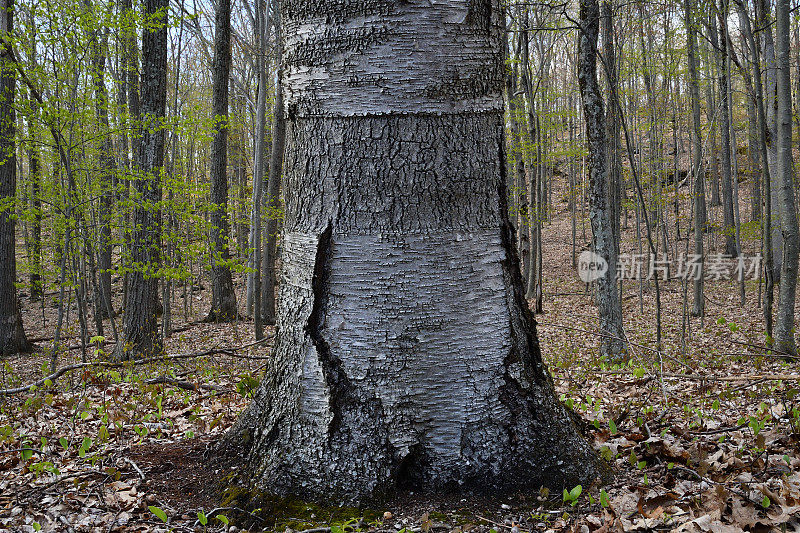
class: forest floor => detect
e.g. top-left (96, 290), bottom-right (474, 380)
top-left (2, 178), bottom-right (800, 532)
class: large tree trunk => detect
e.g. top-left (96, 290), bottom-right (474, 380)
top-left (0, 0), bottom-right (30, 356)
top-left (206, 0), bottom-right (238, 322)
top-left (226, 0), bottom-right (605, 504)
top-left (119, 0), bottom-right (167, 359)
top-left (579, 0), bottom-right (625, 359)
top-left (774, 0), bottom-right (798, 356)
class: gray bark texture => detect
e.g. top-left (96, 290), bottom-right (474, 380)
top-left (579, 0), bottom-right (625, 359)
top-left (714, 1), bottom-right (737, 257)
top-left (0, 0), bottom-right (30, 356)
top-left (686, 0), bottom-right (705, 318)
top-left (260, 15), bottom-right (285, 326)
top-left (774, 0), bottom-right (798, 356)
top-left (119, 0), bottom-right (167, 359)
top-left (757, 0), bottom-right (782, 277)
top-left (207, 0), bottom-right (238, 322)
top-left (226, 0), bottom-right (606, 504)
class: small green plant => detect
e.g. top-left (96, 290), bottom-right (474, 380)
top-left (149, 505), bottom-right (168, 523)
top-left (562, 484), bottom-right (582, 506)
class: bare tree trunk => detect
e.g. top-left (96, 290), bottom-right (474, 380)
top-left (579, 0), bottom-right (625, 359)
top-left (226, 0), bottom-right (605, 504)
top-left (118, 0), bottom-right (167, 360)
top-left (735, 0), bottom-right (774, 342)
top-left (758, 0), bottom-right (782, 277)
top-left (714, 0), bottom-right (738, 257)
top-left (260, 8), bottom-right (285, 326)
top-left (87, 5), bottom-right (116, 319)
top-left (774, 0), bottom-right (798, 356)
top-left (0, 0), bottom-right (30, 356)
top-left (686, 0), bottom-right (706, 317)
top-left (206, 0), bottom-right (238, 322)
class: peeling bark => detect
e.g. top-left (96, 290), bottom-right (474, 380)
top-left (226, 0), bottom-right (606, 504)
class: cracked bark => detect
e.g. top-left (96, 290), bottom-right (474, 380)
top-left (206, 0), bottom-right (238, 322)
top-left (579, 0), bottom-right (625, 359)
top-left (226, 0), bottom-right (607, 504)
top-left (118, 0), bottom-right (167, 359)
top-left (0, 0), bottom-right (30, 356)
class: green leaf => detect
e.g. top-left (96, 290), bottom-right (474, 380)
top-left (21, 448), bottom-right (33, 461)
top-left (599, 489), bottom-right (610, 508)
top-left (149, 506), bottom-right (168, 523)
top-left (197, 510), bottom-right (208, 526)
top-left (761, 495), bottom-right (770, 509)
top-left (562, 488), bottom-right (570, 502)
top-left (59, 437), bottom-right (69, 450)
top-left (609, 419), bottom-right (618, 435)
top-left (33, 523), bottom-right (41, 532)
top-left (570, 485), bottom-right (582, 499)
top-left (216, 514), bottom-right (229, 525)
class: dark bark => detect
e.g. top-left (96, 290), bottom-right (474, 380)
top-left (225, 0), bottom-right (606, 504)
top-left (206, 0), bottom-right (238, 322)
top-left (88, 6), bottom-right (115, 319)
top-left (579, 0), bottom-right (625, 359)
top-left (119, 0), bottom-right (167, 360)
top-left (0, 0), bottom-right (30, 356)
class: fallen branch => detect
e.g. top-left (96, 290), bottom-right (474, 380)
top-left (563, 369), bottom-right (800, 382)
top-left (0, 336), bottom-right (273, 396)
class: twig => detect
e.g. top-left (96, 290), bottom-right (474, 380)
top-left (124, 457), bottom-right (145, 480)
top-left (0, 336), bottom-right (272, 395)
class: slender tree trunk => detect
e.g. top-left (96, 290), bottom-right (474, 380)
top-left (0, 0), bottom-right (30, 356)
top-left (580, 0), bottom-right (625, 359)
top-left (260, 12), bottom-right (285, 326)
top-left (758, 0), bottom-right (782, 277)
top-left (118, 0), bottom-right (167, 360)
top-left (602, 0), bottom-right (621, 256)
top-left (88, 9), bottom-right (116, 319)
top-left (206, 0), bottom-right (238, 322)
top-left (226, 0), bottom-right (605, 503)
top-left (686, 0), bottom-right (706, 317)
top-left (714, 0), bottom-right (737, 256)
top-left (735, 0), bottom-right (774, 341)
top-left (774, 0), bottom-right (798, 356)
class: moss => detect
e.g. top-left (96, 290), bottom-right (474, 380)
top-left (219, 486), bottom-right (382, 531)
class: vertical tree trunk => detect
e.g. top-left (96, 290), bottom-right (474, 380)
top-left (206, 0), bottom-right (238, 322)
top-left (579, 0), bottom-right (625, 359)
top-left (87, 8), bottom-right (116, 319)
top-left (226, 0), bottom-right (605, 503)
top-left (686, 0), bottom-right (706, 317)
top-left (119, 0), bottom-right (167, 360)
top-left (703, 33), bottom-right (722, 208)
top-left (714, 0), bottom-right (738, 257)
top-left (260, 8), bottom-right (285, 326)
top-left (602, 0), bottom-right (621, 256)
top-left (0, 0), bottom-right (30, 356)
top-left (774, 0), bottom-right (798, 356)
top-left (247, 0), bottom-right (270, 338)
top-left (758, 0), bottom-right (782, 277)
